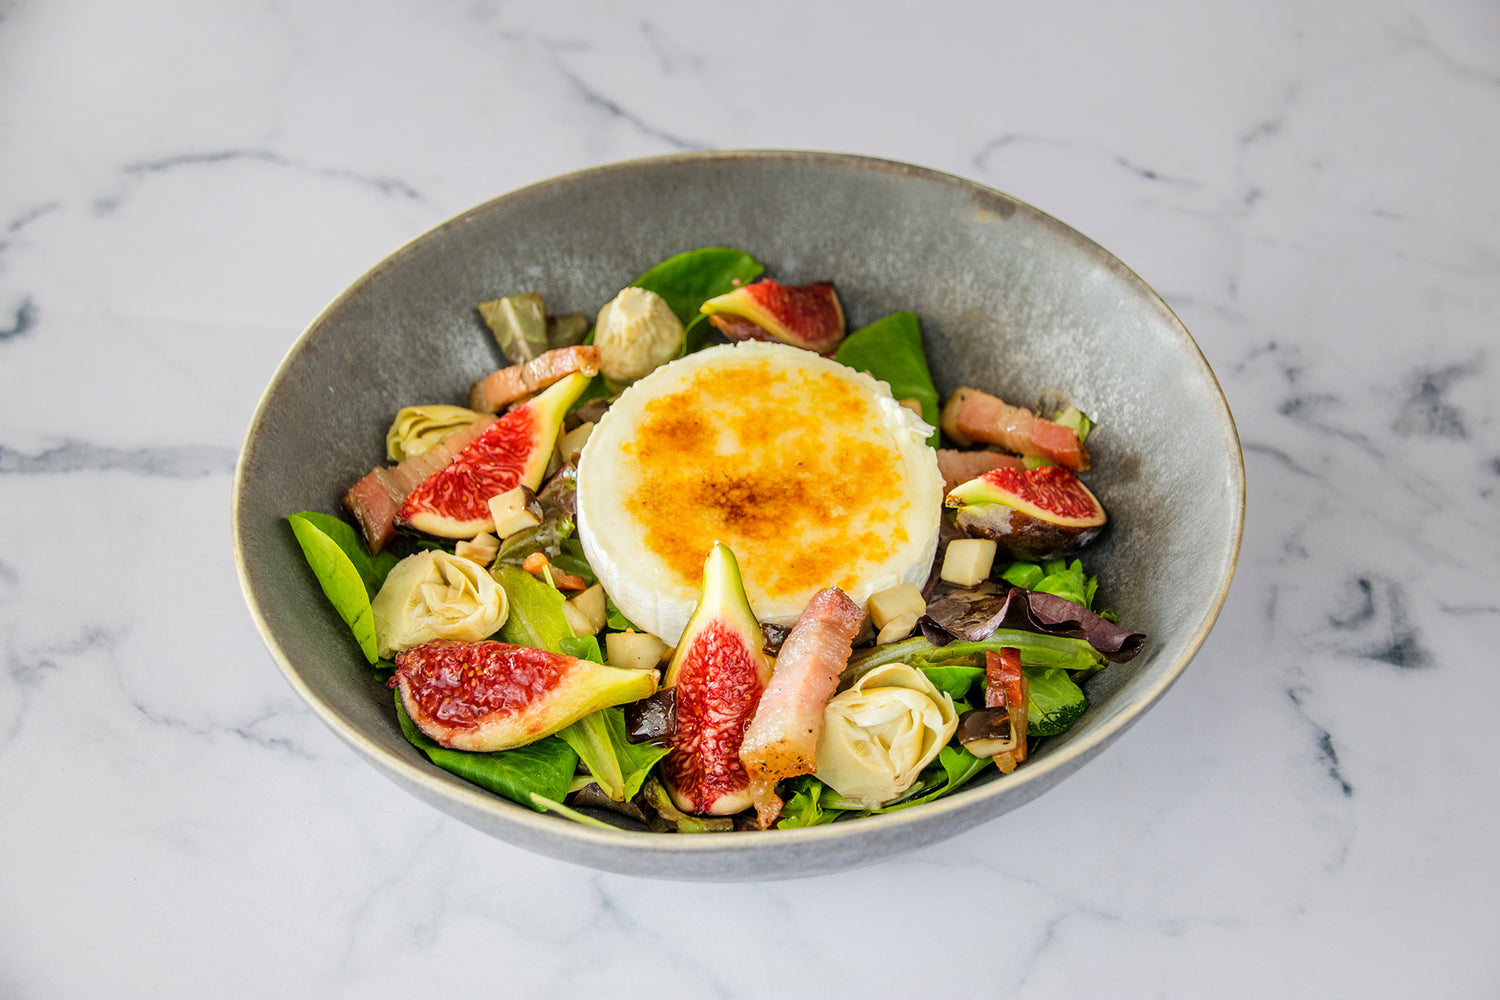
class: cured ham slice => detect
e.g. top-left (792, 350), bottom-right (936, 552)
top-left (343, 416), bottom-right (496, 553)
top-left (940, 387), bottom-right (1089, 471)
top-left (739, 586), bottom-right (865, 827)
top-left (936, 448), bottom-right (1025, 494)
top-left (468, 345), bottom-right (600, 413)
top-left (985, 648), bottom-right (1028, 773)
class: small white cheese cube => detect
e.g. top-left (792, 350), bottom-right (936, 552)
top-left (561, 601), bottom-right (597, 638)
top-left (876, 610), bottom-right (920, 645)
top-left (605, 630), bottom-right (669, 672)
top-left (866, 583), bottom-right (926, 629)
top-left (557, 421), bottom-right (594, 463)
top-left (940, 538), bottom-right (998, 587)
top-left (454, 537), bottom-right (498, 567)
top-left (569, 584), bottom-right (607, 635)
top-left (487, 486), bottom-right (542, 539)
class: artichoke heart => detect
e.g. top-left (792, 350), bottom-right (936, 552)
top-left (385, 404), bottom-right (486, 462)
top-left (372, 550), bottom-right (509, 657)
top-left (814, 663), bottom-right (958, 808)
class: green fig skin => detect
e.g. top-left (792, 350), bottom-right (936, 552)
top-left (947, 466), bottom-right (1106, 560)
top-left (661, 543), bottom-right (773, 816)
top-left (699, 280), bottom-right (845, 353)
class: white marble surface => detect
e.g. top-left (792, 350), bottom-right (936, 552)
top-left (2, 0), bottom-right (1497, 995)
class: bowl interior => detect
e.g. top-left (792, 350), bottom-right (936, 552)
top-left (234, 152), bottom-right (1243, 879)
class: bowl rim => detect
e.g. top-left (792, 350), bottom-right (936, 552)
top-left (232, 149), bottom-right (1246, 860)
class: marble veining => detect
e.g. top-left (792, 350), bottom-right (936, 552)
top-left (1286, 686), bottom-right (1355, 797)
top-left (1, 0), bottom-right (1497, 995)
top-left (0, 440), bottom-right (239, 477)
top-left (0, 297), bottom-right (36, 340)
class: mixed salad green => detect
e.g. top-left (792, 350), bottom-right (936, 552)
top-left (286, 246), bottom-right (1139, 832)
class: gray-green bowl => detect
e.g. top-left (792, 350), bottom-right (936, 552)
top-left (233, 151), bottom-right (1244, 880)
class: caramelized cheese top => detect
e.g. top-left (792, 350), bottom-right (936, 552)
top-left (617, 358), bottom-right (915, 604)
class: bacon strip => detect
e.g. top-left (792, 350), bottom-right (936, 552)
top-left (739, 587), bottom-right (866, 828)
top-left (468, 345), bottom-right (600, 413)
top-left (936, 448), bottom-right (1026, 494)
top-left (940, 387), bottom-right (1089, 471)
top-left (342, 416), bottom-right (496, 553)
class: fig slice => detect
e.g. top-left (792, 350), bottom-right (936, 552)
top-left (699, 278), bottom-right (845, 353)
top-left (661, 543), bottom-right (773, 816)
top-left (946, 465), bottom-right (1106, 559)
top-left (397, 371), bottom-right (588, 539)
top-left (391, 639), bottom-right (657, 752)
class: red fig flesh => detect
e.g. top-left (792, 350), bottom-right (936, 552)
top-left (662, 543), bottom-right (773, 816)
top-left (700, 279), bottom-right (845, 353)
top-left (396, 372), bottom-right (587, 539)
top-left (947, 465), bottom-right (1106, 559)
top-left (392, 639), bottom-right (657, 751)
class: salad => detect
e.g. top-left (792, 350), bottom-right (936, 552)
top-left (287, 247), bottom-right (1145, 833)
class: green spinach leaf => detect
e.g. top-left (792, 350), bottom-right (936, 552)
top-left (876, 745), bottom-right (991, 812)
top-left (998, 560), bottom-right (1045, 591)
top-left (559, 706), bottom-right (671, 803)
top-left (605, 597), bottom-right (640, 632)
top-left (1025, 666), bottom-right (1087, 736)
top-left (492, 563), bottom-right (571, 654)
top-left (286, 512), bottom-right (393, 664)
top-left (394, 695), bottom-right (578, 812)
top-left (907, 631), bottom-right (1105, 673)
top-left (775, 775), bottom-right (848, 828)
top-left (998, 558), bottom-right (1102, 610)
top-left (632, 247), bottom-right (764, 353)
top-left (559, 634), bottom-right (603, 663)
top-left (552, 536), bottom-right (597, 585)
top-left (834, 312), bottom-right (941, 447)
top-left (290, 510), bottom-right (400, 597)
top-left (919, 664), bottom-right (985, 701)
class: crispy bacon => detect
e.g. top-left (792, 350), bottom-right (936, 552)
top-left (739, 587), bottom-right (866, 827)
top-left (940, 387), bottom-right (1089, 471)
top-left (936, 448), bottom-right (1026, 494)
top-left (342, 416), bottom-right (495, 553)
top-left (468, 345), bottom-right (599, 413)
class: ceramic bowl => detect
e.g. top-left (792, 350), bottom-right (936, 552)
top-left (233, 151), bottom-right (1244, 880)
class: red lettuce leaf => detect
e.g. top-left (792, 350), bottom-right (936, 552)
top-left (920, 585), bottom-right (1145, 663)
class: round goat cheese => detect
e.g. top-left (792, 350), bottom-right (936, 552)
top-left (576, 341), bottom-right (943, 644)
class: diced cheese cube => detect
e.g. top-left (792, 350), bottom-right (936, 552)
top-left (557, 421), bottom-right (595, 463)
top-left (561, 601), bottom-right (597, 637)
top-left (866, 583), bottom-right (926, 629)
top-left (487, 486), bottom-right (542, 539)
top-left (605, 630), bottom-right (669, 672)
top-left (454, 531), bottom-right (500, 567)
top-left (876, 610), bottom-right (920, 645)
top-left (940, 538), bottom-right (997, 587)
top-left (569, 584), bottom-right (607, 635)
top-left (454, 539), bottom-right (496, 566)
